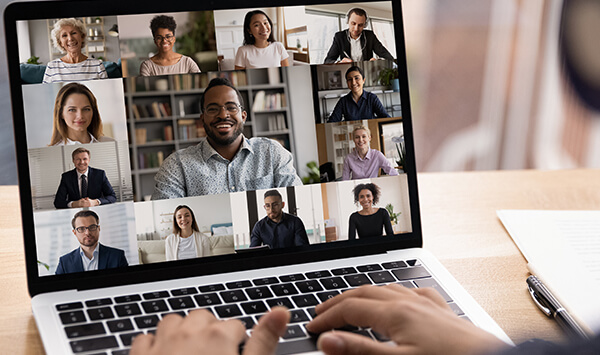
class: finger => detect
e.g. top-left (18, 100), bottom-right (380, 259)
top-left (184, 308), bottom-right (218, 328)
top-left (307, 298), bottom-right (396, 333)
top-left (155, 312), bottom-right (185, 341)
top-left (129, 333), bottom-right (155, 354)
top-left (315, 284), bottom-right (412, 314)
top-left (204, 318), bottom-right (247, 351)
top-left (243, 307), bottom-right (290, 355)
top-left (317, 331), bottom-right (406, 355)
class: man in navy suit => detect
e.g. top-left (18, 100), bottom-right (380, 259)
top-left (54, 147), bottom-right (116, 209)
top-left (55, 210), bottom-right (128, 275)
top-left (323, 7), bottom-right (394, 64)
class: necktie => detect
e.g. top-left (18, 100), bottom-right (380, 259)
top-left (81, 174), bottom-right (88, 198)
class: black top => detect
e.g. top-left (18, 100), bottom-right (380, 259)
top-left (250, 212), bottom-right (310, 249)
top-left (348, 208), bottom-right (394, 240)
top-left (324, 29), bottom-right (395, 64)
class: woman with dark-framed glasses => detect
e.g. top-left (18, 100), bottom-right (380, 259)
top-left (139, 15), bottom-right (201, 76)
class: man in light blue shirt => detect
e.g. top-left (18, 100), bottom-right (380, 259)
top-left (152, 78), bottom-right (302, 200)
top-left (55, 210), bottom-right (128, 274)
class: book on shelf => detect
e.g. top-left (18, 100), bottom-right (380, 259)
top-left (138, 151), bottom-right (165, 169)
top-left (267, 114), bottom-right (287, 131)
top-left (252, 91), bottom-right (286, 112)
top-left (164, 126), bottom-right (173, 141)
top-left (135, 128), bottom-right (147, 145)
top-left (178, 119), bottom-right (206, 141)
top-left (132, 102), bottom-right (171, 119)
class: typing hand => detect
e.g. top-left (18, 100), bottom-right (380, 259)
top-left (306, 284), bottom-right (508, 355)
top-left (130, 307), bottom-right (289, 355)
top-left (339, 57), bottom-right (353, 63)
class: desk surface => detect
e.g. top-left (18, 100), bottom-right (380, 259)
top-left (2, 169), bottom-right (599, 354)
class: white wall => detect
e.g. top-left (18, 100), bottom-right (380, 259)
top-left (22, 79), bottom-right (128, 148)
top-left (214, 8), bottom-right (278, 59)
top-left (117, 13), bottom-right (192, 40)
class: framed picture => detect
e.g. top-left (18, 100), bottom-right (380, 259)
top-left (324, 70), bottom-right (343, 90)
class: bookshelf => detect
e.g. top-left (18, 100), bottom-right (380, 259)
top-left (125, 68), bottom-right (295, 201)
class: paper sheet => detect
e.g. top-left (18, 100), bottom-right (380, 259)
top-left (497, 210), bottom-right (600, 334)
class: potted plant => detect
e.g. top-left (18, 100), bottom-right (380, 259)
top-left (302, 161), bottom-right (321, 184)
top-left (385, 203), bottom-right (401, 225)
top-left (26, 56), bottom-right (42, 65)
top-left (392, 135), bottom-right (405, 172)
top-left (177, 12), bottom-right (218, 71)
top-left (377, 67), bottom-right (399, 92)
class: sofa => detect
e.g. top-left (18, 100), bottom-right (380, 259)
top-left (137, 234), bottom-right (235, 264)
top-left (20, 60), bottom-right (122, 84)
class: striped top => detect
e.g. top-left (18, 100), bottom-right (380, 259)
top-left (43, 58), bottom-right (108, 83)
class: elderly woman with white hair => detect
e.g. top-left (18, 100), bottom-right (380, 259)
top-left (43, 18), bottom-right (108, 83)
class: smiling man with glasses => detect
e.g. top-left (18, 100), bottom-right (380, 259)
top-left (55, 210), bottom-right (128, 275)
top-left (152, 78), bottom-right (302, 199)
top-left (250, 190), bottom-right (309, 249)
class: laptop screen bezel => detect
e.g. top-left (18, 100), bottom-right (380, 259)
top-left (4, 0), bottom-right (423, 297)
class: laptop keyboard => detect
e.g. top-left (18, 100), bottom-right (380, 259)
top-left (56, 259), bottom-right (466, 354)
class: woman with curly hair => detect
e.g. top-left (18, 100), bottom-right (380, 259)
top-left (348, 182), bottom-right (393, 239)
top-left (43, 18), bottom-right (107, 83)
top-left (140, 15), bottom-right (201, 76)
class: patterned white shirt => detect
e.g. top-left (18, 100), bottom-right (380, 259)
top-left (151, 136), bottom-right (302, 199)
top-left (43, 58), bottom-right (108, 83)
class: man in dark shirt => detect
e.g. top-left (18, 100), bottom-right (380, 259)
top-left (249, 190), bottom-right (309, 249)
top-left (327, 66), bottom-right (390, 122)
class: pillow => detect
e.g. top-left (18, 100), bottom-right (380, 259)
top-left (103, 60), bottom-right (122, 78)
top-left (20, 63), bottom-right (46, 84)
top-left (212, 226), bottom-right (229, 236)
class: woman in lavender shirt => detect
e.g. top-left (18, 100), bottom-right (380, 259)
top-left (342, 125), bottom-right (399, 180)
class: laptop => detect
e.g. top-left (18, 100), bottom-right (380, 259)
top-left (4, 0), bottom-right (511, 353)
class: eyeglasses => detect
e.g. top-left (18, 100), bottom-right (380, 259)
top-left (264, 202), bottom-right (281, 210)
top-left (74, 224), bottom-right (99, 233)
top-left (154, 34), bottom-right (175, 42)
top-left (204, 104), bottom-right (243, 116)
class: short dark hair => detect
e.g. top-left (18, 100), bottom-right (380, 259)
top-left (71, 147), bottom-right (90, 160)
top-left (150, 15), bottom-right (177, 38)
top-left (263, 189), bottom-right (282, 200)
top-left (242, 10), bottom-right (275, 45)
top-left (200, 78), bottom-right (245, 112)
top-left (345, 66), bottom-right (364, 80)
top-left (353, 183), bottom-right (381, 205)
top-left (347, 8), bottom-right (368, 23)
top-left (172, 205), bottom-right (200, 235)
top-left (71, 210), bottom-right (99, 229)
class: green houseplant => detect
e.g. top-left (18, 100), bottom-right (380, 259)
top-left (385, 203), bottom-right (401, 225)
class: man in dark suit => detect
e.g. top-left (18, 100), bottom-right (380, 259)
top-left (54, 147), bottom-right (116, 209)
top-left (55, 210), bottom-right (128, 274)
top-left (324, 7), bottom-right (394, 64)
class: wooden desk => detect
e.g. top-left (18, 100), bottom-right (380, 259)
top-left (2, 169), bottom-right (599, 353)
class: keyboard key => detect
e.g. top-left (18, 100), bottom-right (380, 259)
top-left (406, 259), bottom-right (420, 266)
top-left (120, 332), bottom-right (142, 346)
top-left (448, 302), bottom-right (464, 316)
top-left (70, 336), bottom-right (118, 353)
top-left (56, 302), bottom-right (83, 311)
top-left (161, 311), bottom-right (186, 318)
top-left (87, 307), bottom-right (114, 321)
top-left (291, 294), bottom-right (319, 307)
top-left (271, 283), bottom-right (298, 296)
top-left (279, 273), bottom-right (305, 282)
top-left (460, 315), bottom-right (472, 323)
top-left (368, 271), bottom-right (396, 284)
top-left (382, 261), bottom-right (407, 269)
top-left (85, 298), bottom-right (112, 307)
top-left (220, 290), bottom-right (247, 303)
top-left (349, 329), bottom-right (373, 338)
top-left (266, 297), bottom-right (295, 309)
top-left (320, 277), bottom-right (348, 290)
top-left (357, 264), bottom-right (383, 272)
top-left (305, 270), bottom-right (331, 279)
top-left (246, 286), bottom-right (274, 300)
top-left (114, 295), bottom-right (141, 303)
top-left (398, 281), bottom-right (415, 288)
top-left (194, 293), bottom-right (222, 306)
top-left (371, 330), bottom-right (390, 341)
top-left (289, 309), bottom-right (309, 323)
top-left (316, 291), bottom-right (339, 302)
top-left (199, 284), bottom-right (225, 293)
top-left (306, 307), bottom-right (317, 319)
top-left (252, 277), bottom-right (279, 285)
top-left (226, 280), bottom-right (252, 289)
top-left (168, 296), bottom-right (196, 310)
top-left (344, 274), bottom-right (372, 287)
top-left (295, 280), bottom-right (323, 293)
top-left (143, 291), bottom-right (170, 300)
top-left (142, 300), bottom-right (169, 313)
top-left (65, 322), bottom-right (106, 338)
top-left (237, 316), bottom-right (256, 329)
top-left (171, 287), bottom-right (198, 296)
top-left (282, 325), bottom-right (306, 339)
top-left (392, 266), bottom-right (431, 281)
top-left (241, 301), bottom-right (268, 314)
top-left (60, 310), bottom-right (86, 324)
top-left (113, 349), bottom-right (131, 355)
top-left (115, 303), bottom-right (142, 317)
top-left (135, 315), bottom-right (160, 329)
top-left (331, 267), bottom-right (358, 275)
top-left (107, 319), bottom-right (134, 333)
top-left (275, 338), bottom-right (318, 355)
top-left (413, 278), bottom-right (452, 302)
top-left (215, 304), bottom-right (243, 318)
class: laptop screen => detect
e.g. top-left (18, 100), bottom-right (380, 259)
top-left (5, 0), bottom-right (422, 293)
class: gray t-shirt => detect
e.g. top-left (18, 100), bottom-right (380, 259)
top-left (139, 55), bottom-right (200, 76)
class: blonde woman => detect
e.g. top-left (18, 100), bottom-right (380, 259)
top-left (43, 18), bottom-right (107, 83)
top-left (342, 125), bottom-right (398, 180)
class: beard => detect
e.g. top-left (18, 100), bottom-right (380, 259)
top-left (204, 118), bottom-right (244, 146)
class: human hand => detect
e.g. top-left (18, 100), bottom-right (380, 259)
top-left (339, 57), bottom-right (353, 63)
top-left (71, 199), bottom-right (87, 208)
top-left (130, 307), bottom-right (289, 355)
top-left (306, 284), bottom-right (508, 355)
top-left (369, 57), bottom-right (378, 61)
